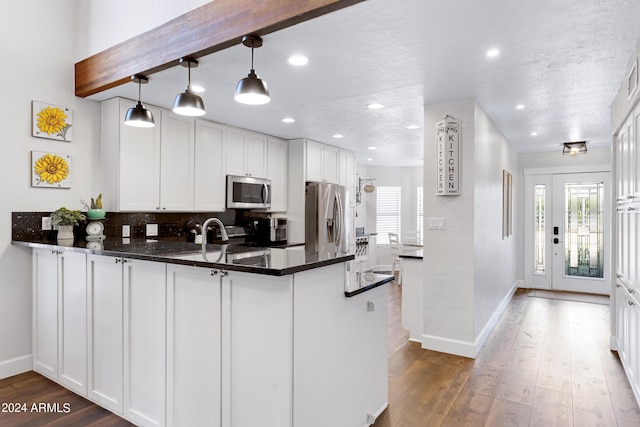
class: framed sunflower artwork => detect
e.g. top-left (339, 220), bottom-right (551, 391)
top-left (32, 101), bottom-right (73, 141)
top-left (31, 151), bottom-right (73, 188)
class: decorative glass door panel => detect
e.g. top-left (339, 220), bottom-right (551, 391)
top-left (562, 183), bottom-right (604, 278)
top-left (534, 184), bottom-right (546, 275)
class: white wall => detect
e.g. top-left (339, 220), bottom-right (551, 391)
top-left (75, 0), bottom-right (210, 59)
top-left (0, 0), bottom-right (102, 378)
top-left (422, 99), bottom-right (519, 357)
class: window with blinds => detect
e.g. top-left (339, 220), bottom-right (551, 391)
top-left (417, 187), bottom-right (423, 237)
top-left (376, 186), bottom-right (401, 244)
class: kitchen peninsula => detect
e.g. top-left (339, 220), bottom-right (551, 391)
top-left (14, 236), bottom-right (391, 427)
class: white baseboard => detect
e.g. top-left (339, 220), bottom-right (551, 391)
top-left (611, 335), bottom-right (619, 351)
top-left (0, 355), bottom-right (32, 380)
top-left (421, 281), bottom-right (519, 359)
top-left (365, 402), bottom-right (388, 426)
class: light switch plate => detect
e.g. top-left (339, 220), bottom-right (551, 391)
top-left (427, 217), bottom-right (446, 230)
top-left (122, 225), bottom-right (130, 238)
top-left (41, 216), bottom-right (52, 231)
top-left (146, 223), bottom-right (158, 237)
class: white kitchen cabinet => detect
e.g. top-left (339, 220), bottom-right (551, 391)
top-left (221, 269), bottom-right (293, 427)
top-left (616, 280), bottom-right (640, 403)
top-left (102, 98), bottom-right (195, 212)
top-left (87, 254), bottom-right (167, 426)
top-left (166, 265), bottom-right (222, 427)
top-left (33, 249), bottom-right (87, 395)
top-left (159, 110), bottom-right (195, 211)
top-left (226, 127), bottom-right (267, 178)
top-left (339, 149), bottom-right (356, 193)
top-left (123, 258), bottom-right (167, 427)
top-left (102, 98), bottom-right (162, 211)
top-left (87, 254), bottom-right (125, 413)
top-left (267, 136), bottom-right (288, 212)
top-left (305, 139), bottom-right (339, 184)
top-left (194, 119), bottom-right (226, 211)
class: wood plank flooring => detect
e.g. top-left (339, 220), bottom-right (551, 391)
top-left (374, 285), bottom-right (640, 427)
top-left (1, 283), bottom-right (638, 426)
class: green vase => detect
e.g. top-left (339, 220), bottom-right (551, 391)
top-left (87, 209), bottom-right (106, 220)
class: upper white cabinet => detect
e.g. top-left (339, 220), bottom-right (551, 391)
top-left (226, 127), bottom-right (267, 178)
top-left (102, 98), bottom-right (163, 211)
top-left (194, 119), bottom-right (226, 211)
top-left (160, 110), bottom-right (195, 211)
top-left (305, 139), bottom-right (339, 184)
top-left (339, 149), bottom-right (356, 193)
top-left (267, 137), bottom-right (288, 212)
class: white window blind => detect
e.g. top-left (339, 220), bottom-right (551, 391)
top-left (417, 187), bottom-right (423, 237)
top-left (376, 186), bottom-right (401, 245)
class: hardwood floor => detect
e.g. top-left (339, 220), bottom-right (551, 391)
top-left (374, 285), bottom-right (640, 427)
top-left (1, 283), bottom-right (638, 426)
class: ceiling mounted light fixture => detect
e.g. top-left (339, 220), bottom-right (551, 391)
top-left (235, 35), bottom-right (270, 105)
top-left (124, 75), bottom-right (155, 128)
top-left (562, 141), bottom-right (587, 155)
top-left (173, 58), bottom-right (206, 116)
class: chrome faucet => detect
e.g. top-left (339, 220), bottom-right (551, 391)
top-left (202, 217), bottom-right (229, 255)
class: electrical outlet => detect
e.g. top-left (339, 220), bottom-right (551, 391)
top-left (122, 225), bottom-right (130, 238)
top-left (146, 223), bottom-right (158, 237)
top-left (41, 216), bottom-right (52, 231)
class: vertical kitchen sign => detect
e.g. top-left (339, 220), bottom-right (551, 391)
top-left (436, 116), bottom-right (460, 195)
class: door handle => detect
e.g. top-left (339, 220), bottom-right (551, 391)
top-left (553, 238), bottom-right (560, 244)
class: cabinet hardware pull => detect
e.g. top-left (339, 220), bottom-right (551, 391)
top-left (210, 270), bottom-right (218, 276)
top-left (629, 300), bottom-right (635, 306)
top-left (219, 271), bottom-right (228, 277)
top-left (617, 284), bottom-right (622, 288)
top-left (617, 273), bottom-right (624, 278)
top-left (628, 195), bottom-right (635, 199)
top-left (115, 258), bottom-right (121, 263)
top-left (628, 288), bottom-right (635, 294)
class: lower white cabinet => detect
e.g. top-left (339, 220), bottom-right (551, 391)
top-left (87, 255), bottom-right (166, 426)
top-left (616, 280), bottom-right (640, 404)
top-left (33, 248), bottom-right (87, 395)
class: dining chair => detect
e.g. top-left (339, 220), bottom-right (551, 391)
top-left (389, 233), bottom-right (401, 284)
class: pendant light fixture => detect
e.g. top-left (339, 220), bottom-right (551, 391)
top-left (173, 58), bottom-right (206, 116)
top-left (235, 35), bottom-right (270, 105)
top-left (124, 75), bottom-right (155, 127)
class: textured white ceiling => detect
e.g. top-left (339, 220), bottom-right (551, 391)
top-left (89, 0), bottom-right (640, 166)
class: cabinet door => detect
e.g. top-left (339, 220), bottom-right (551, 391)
top-left (226, 128), bottom-right (248, 177)
top-left (160, 111), bottom-right (195, 211)
top-left (123, 259), bottom-right (167, 427)
top-left (246, 132), bottom-right (267, 178)
top-left (58, 251), bottom-right (88, 396)
top-left (118, 100), bottom-right (162, 211)
top-left (166, 265), bottom-right (221, 427)
top-left (194, 120), bottom-right (226, 211)
top-left (33, 249), bottom-right (59, 379)
top-left (322, 144), bottom-right (340, 184)
top-left (87, 255), bottom-right (124, 414)
top-left (305, 140), bottom-right (324, 182)
top-left (221, 271), bottom-right (293, 427)
top-left (267, 137), bottom-right (288, 212)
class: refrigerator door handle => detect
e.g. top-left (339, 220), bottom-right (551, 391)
top-left (335, 192), bottom-right (344, 250)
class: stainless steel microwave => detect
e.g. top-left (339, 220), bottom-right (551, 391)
top-left (226, 175), bottom-right (271, 209)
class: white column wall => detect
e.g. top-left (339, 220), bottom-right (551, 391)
top-left (0, 1), bottom-right (101, 378)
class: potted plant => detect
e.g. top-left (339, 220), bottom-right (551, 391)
top-left (81, 194), bottom-right (105, 219)
top-left (51, 207), bottom-right (86, 243)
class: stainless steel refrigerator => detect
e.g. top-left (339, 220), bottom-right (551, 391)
top-left (305, 182), bottom-right (350, 253)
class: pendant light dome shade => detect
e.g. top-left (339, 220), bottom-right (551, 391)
top-left (235, 35), bottom-right (270, 105)
top-left (235, 70), bottom-right (270, 105)
top-left (124, 76), bottom-right (155, 127)
top-left (173, 58), bottom-right (206, 116)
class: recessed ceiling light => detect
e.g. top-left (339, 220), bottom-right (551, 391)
top-left (367, 146), bottom-right (376, 150)
top-left (486, 48), bottom-right (500, 58)
top-left (191, 84), bottom-right (205, 93)
top-left (367, 158), bottom-right (373, 161)
top-left (282, 117), bottom-right (295, 123)
top-left (516, 104), bottom-right (525, 110)
top-left (333, 134), bottom-right (344, 139)
top-left (406, 125), bottom-right (420, 130)
top-left (288, 55), bottom-right (308, 66)
top-left (367, 103), bottom-right (384, 109)
top-left (531, 132), bottom-right (538, 136)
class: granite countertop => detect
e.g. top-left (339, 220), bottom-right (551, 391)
top-left (12, 237), bottom-right (354, 276)
top-left (345, 271), bottom-right (394, 297)
top-left (399, 248), bottom-right (423, 259)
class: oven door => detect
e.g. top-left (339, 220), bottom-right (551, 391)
top-left (227, 176), bottom-right (271, 209)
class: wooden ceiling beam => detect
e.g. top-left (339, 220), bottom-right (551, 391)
top-left (75, 0), bottom-right (365, 98)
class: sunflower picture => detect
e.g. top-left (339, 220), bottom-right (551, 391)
top-left (31, 151), bottom-right (73, 188)
top-left (32, 101), bottom-right (73, 141)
